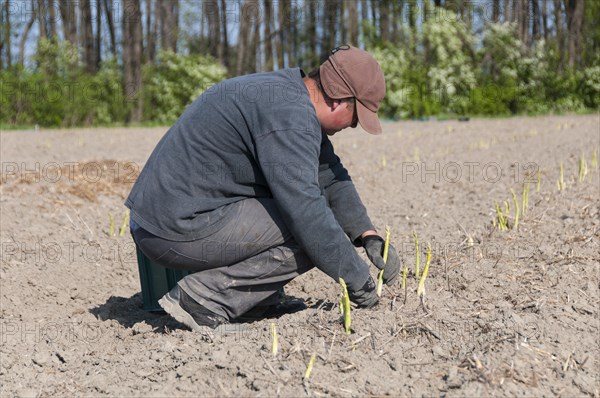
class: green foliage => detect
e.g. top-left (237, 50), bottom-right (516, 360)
top-left (577, 65), bottom-right (600, 109)
top-left (34, 38), bottom-right (80, 78)
top-left (480, 23), bottom-right (521, 86)
top-left (1, 19), bottom-right (598, 127)
top-left (0, 39), bottom-right (126, 127)
top-left (371, 41), bottom-right (445, 118)
top-left (477, 22), bottom-right (529, 114)
top-left (475, 23), bottom-right (596, 115)
top-left (371, 10), bottom-right (477, 118)
top-left (1, 43), bottom-right (226, 127)
top-left (88, 59), bottom-right (128, 125)
top-left (370, 45), bottom-right (411, 119)
top-left (422, 9), bottom-right (476, 115)
top-left (366, 15), bottom-right (597, 119)
top-left (143, 51), bottom-right (228, 124)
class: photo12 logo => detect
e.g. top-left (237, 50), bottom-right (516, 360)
top-left (401, 161), bottom-right (539, 184)
top-left (1, 321), bottom-right (103, 344)
top-left (1, 240), bottom-right (137, 266)
top-left (1, 161), bottom-right (139, 185)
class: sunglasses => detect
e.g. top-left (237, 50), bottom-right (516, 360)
top-left (351, 98), bottom-right (358, 128)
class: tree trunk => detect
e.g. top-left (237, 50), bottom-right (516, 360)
top-left (146, 0), bottom-right (155, 63)
top-left (0, 26), bottom-right (3, 70)
top-left (492, 0), bottom-right (500, 22)
top-left (379, 0), bottom-right (390, 42)
top-left (290, 1), bottom-right (299, 67)
top-left (554, 0), bottom-right (565, 68)
top-left (370, 0), bottom-right (377, 28)
top-left (0, 4), bottom-right (4, 69)
top-left (511, 0), bottom-right (517, 22)
top-left (463, 0), bottom-right (472, 30)
top-left (123, 0), bottom-right (143, 123)
top-left (220, 0), bottom-right (229, 69)
top-left (503, 0), bottom-right (510, 21)
top-left (237, 0), bottom-right (253, 74)
top-left (307, 0), bottom-right (317, 66)
top-left (214, 0), bottom-right (222, 61)
top-left (541, 0), bottom-right (548, 41)
top-left (48, 0), bottom-right (57, 39)
top-left (37, 0), bottom-right (47, 40)
top-left (96, 0), bottom-right (102, 68)
top-left (340, 0), bottom-right (346, 45)
top-left (253, 1), bottom-right (261, 71)
top-left (236, 4), bottom-right (247, 74)
top-left (103, 0), bottom-right (117, 58)
top-left (80, 0), bottom-right (96, 73)
top-left (159, 0), bottom-right (178, 52)
top-left (322, 0), bottom-right (333, 54)
top-left (391, 0), bottom-right (401, 42)
top-left (263, 0), bottom-right (273, 70)
top-left (151, 0), bottom-right (159, 57)
top-left (521, 0), bottom-right (529, 46)
top-left (531, 0), bottom-right (540, 42)
top-left (516, 0), bottom-right (523, 38)
top-left (3, 0), bottom-right (11, 67)
top-left (564, 0), bottom-right (584, 68)
top-left (285, 1), bottom-right (295, 67)
top-left (276, 0), bottom-right (287, 68)
top-left (347, 0), bottom-right (358, 46)
top-left (200, 0), bottom-right (205, 38)
top-left (173, 0), bottom-right (180, 51)
top-left (204, 0), bottom-right (220, 59)
top-left (434, 0), bottom-right (442, 7)
top-left (59, 0), bottom-right (77, 44)
top-left (409, 0), bottom-right (417, 55)
top-left (20, 0), bottom-right (36, 66)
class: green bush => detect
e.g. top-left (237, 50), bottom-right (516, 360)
top-left (143, 51), bottom-right (228, 124)
top-left (87, 59), bottom-right (128, 125)
top-left (0, 40), bottom-right (127, 127)
top-left (2, 27), bottom-right (597, 128)
top-left (422, 9), bottom-right (476, 115)
top-left (370, 44), bottom-right (411, 119)
top-left (578, 65), bottom-right (600, 109)
top-left (1, 42), bottom-right (227, 127)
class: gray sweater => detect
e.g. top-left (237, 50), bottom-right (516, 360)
top-left (126, 68), bottom-right (375, 290)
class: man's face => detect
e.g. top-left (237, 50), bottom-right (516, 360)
top-left (322, 99), bottom-right (358, 136)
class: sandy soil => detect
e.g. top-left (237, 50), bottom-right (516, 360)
top-left (1, 114), bottom-right (599, 397)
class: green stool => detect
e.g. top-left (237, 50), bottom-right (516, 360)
top-left (135, 246), bottom-right (191, 311)
top-left (136, 246), bottom-right (287, 312)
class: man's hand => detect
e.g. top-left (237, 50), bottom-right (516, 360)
top-left (348, 276), bottom-right (379, 308)
top-left (362, 235), bottom-right (401, 285)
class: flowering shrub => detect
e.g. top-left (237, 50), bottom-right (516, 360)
top-left (578, 65), bottom-right (600, 109)
top-left (422, 10), bottom-right (477, 114)
top-left (371, 45), bottom-right (411, 119)
top-left (143, 51), bottom-right (228, 124)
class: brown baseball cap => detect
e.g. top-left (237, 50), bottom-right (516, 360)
top-left (320, 45), bottom-right (386, 135)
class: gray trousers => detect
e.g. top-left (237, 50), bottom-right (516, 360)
top-left (131, 198), bottom-right (314, 320)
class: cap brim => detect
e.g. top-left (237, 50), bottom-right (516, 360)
top-left (356, 100), bottom-right (382, 135)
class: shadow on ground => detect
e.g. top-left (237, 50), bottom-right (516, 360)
top-left (90, 293), bottom-right (320, 333)
top-left (89, 294), bottom-right (187, 332)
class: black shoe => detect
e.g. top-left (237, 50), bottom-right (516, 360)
top-left (159, 286), bottom-right (230, 331)
top-left (236, 297), bottom-right (307, 322)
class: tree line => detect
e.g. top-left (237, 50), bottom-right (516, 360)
top-left (0, 0), bottom-right (597, 126)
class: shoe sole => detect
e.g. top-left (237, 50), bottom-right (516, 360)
top-left (158, 291), bottom-right (247, 336)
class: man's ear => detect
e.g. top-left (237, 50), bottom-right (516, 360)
top-left (330, 99), bottom-right (344, 112)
